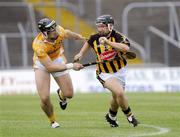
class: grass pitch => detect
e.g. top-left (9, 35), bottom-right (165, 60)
top-left (0, 92), bottom-right (180, 137)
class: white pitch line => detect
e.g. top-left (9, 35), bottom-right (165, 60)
top-left (128, 124), bottom-right (170, 137)
top-left (0, 121), bottom-right (170, 137)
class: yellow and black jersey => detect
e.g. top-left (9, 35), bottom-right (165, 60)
top-left (87, 30), bottom-right (130, 73)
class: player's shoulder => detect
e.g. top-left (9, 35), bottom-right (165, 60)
top-left (112, 30), bottom-right (123, 36)
top-left (89, 33), bottom-right (99, 40)
top-left (56, 25), bottom-right (65, 31)
top-left (113, 30), bottom-right (129, 39)
top-left (33, 33), bottom-right (43, 43)
top-left (56, 25), bottom-right (65, 36)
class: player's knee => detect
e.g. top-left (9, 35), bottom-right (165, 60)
top-left (65, 93), bottom-right (74, 99)
top-left (40, 96), bottom-right (50, 104)
top-left (64, 90), bottom-right (74, 99)
top-left (115, 91), bottom-right (124, 98)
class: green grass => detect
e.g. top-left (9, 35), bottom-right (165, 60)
top-left (0, 92), bottom-right (180, 137)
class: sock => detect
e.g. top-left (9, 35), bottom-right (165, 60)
top-left (108, 109), bottom-right (117, 121)
top-left (109, 109), bottom-right (117, 116)
top-left (122, 107), bottom-right (133, 117)
top-left (48, 113), bottom-right (56, 124)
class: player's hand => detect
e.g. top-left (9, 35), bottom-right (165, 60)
top-left (73, 63), bottom-right (84, 71)
top-left (99, 37), bottom-right (108, 44)
top-left (74, 53), bottom-right (83, 62)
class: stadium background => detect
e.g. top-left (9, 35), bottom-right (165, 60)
top-left (0, 0), bottom-right (180, 137)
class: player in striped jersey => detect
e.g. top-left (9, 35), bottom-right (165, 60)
top-left (74, 15), bottom-right (139, 127)
top-left (32, 18), bottom-right (84, 128)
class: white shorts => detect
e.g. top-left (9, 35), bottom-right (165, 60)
top-left (97, 67), bottom-right (126, 88)
top-left (34, 57), bottom-right (69, 78)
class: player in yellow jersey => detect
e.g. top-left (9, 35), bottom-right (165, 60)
top-left (32, 18), bottom-right (84, 128)
top-left (74, 15), bottom-right (140, 127)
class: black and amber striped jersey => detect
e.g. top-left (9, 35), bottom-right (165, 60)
top-left (87, 30), bottom-right (130, 73)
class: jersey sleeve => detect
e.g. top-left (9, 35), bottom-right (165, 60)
top-left (115, 32), bottom-right (130, 47)
top-left (35, 48), bottom-right (47, 59)
top-left (87, 35), bottom-right (95, 47)
top-left (32, 37), bottom-right (48, 59)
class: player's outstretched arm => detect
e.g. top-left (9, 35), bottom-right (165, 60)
top-left (39, 56), bottom-right (84, 72)
top-left (64, 29), bottom-right (86, 41)
top-left (74, 42), bottom-right (90, 62)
